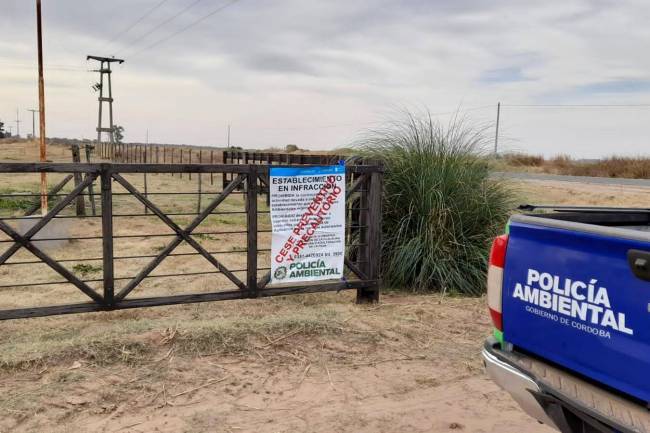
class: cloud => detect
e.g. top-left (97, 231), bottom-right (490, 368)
top-left (479, 66), bottom-right (534, 84)
top-left (2, 0), bottom-right (650, 157)
top-left (234, 51), bottom-right (318, 76)
top-left (575, 79), bottom-right (650, 94)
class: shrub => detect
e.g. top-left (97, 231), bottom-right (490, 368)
top-left (548, 154), bottom-right (572, 170)
top-left (503, 153), bottom-right (544, 167)
top-left (355, 112), bottom-right (515, 295)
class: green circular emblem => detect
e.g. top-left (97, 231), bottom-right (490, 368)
top-left (274, 266), bottom-right (287, 280)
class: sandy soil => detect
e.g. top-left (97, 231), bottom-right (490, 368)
top-left (513, 177), bottom-right (650, 207)
top-left (0, 293), bottom-right (553, 433)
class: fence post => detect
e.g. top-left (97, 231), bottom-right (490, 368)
top-left (84, 144), bottom-right (97, 216)
top-left (357, 168), bottom-right (381, 303)
top-left (101, 164), bottom-right (115, 306)
top-left (70, 144), bottom-right (86, 216)
top-left (246, 165), bottom-right (258, 297)
top-left (210, 150), bottom-right (214, 185)
top-left (197, 169), bottom-right (202, 213)
top-left (143, 146), bottom-right (149, 214)
top-left (222, 150), bottom-right (228, 188)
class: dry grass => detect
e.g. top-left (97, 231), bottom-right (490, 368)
top-left (498, 152), bottom-right (650, 179)
top-left (501, 153), bottom-right (545, 167)
top-left (0, 298), bottom-right (345, 371)
top-left (560, 156), bottom-right (650, 178)
top-left (0, 292), bottom-right (510, 433)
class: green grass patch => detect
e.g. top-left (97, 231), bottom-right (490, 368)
top-left (71, 263), bottom-right (102, 276)
top-left (0, 197), bottom-right (34, 211)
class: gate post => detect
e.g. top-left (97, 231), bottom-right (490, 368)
top-left (100, 164), bottom-right (115, 306)
top-left (357, 168), bottom-right (382, 303)
top-left (70, 144), bottom-right (86, 216)
top-left (246, 165), bottom-right (259, 297)
top-left (222, 150), bottom-right (228, 188)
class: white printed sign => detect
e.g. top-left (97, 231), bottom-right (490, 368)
top-left (270, 165), bottom-right (346, 284)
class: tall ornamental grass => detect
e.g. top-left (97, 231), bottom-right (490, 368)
top-left (356, 112), bottom-right (515, 295)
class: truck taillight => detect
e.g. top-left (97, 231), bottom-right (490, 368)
top-left (487, 234), bottom-right (508, 331)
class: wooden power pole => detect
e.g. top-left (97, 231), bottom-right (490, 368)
top-left (494, 102), bottom-right (501, 155)
top-left (36, 0), bottom-right (47, 214)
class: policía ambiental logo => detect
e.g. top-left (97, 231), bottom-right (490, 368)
top-left (512, 268), bottom-right (634, 338)
top-left (274, 266), bottom-right (287, 280)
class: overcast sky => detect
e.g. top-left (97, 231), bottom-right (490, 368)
top-left (2, 0), bottom-right (650, 157)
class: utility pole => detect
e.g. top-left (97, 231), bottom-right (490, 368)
top-left (86, 55), bottom-right (124, 147)
top-left (27, 109), bottom-right (38, 138)
top-left (494, 102), bottom-right (501, 155)
top-left (15, 108), bottom-right (21, 138)
top-left (144, 128), bottom-right (149, 214)
top-left (36, 0), bottom-right (47, 214)
top-left (227, 124), bottom-right (231, 147)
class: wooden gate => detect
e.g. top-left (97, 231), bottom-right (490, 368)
top-left (0, 163), bottom-right (382, 320)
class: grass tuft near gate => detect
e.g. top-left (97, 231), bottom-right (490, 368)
top-left (356, 112), bottom-right (515, 295)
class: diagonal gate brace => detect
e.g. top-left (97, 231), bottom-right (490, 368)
top-left (0, 174), bottom-right (103, 303)
top-left (112, 173), bottom-right (247, 301)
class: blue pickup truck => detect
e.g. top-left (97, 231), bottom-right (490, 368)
top-left (483, 208), bottom-right (650, 432)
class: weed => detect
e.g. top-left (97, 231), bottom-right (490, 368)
top-left (502, 153), bottom-right (544, 167)
top-left (72, 263), bottom-right (102, 276)
top-left (0, 197), bottom-right (35, 211)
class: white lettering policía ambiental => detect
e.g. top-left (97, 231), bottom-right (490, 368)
top-left (512, 269), bottom-right (634, 336)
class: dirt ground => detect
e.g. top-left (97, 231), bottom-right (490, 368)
top-left (3, 142), bottom-right (646, 433)
top-left (0, 293), bottom-right (554, 433)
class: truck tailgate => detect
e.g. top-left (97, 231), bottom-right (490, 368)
top-left (503, 214), bottom-right (650, 403)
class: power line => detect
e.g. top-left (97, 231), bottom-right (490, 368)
top-left (0, 62), bottom-right (89, 72)
top-left (129, 0), bottom-right (243, 57)
top-left (427, 104), bottom-right (493, 116)
top-left (119, 0), bottom-right (205, 56)
top-left (98, 0), bottom-right (171, 52)
top-left (233, 105), bottom-right (493, 131)
top-left (502, 104), bottom-right (650, 108)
